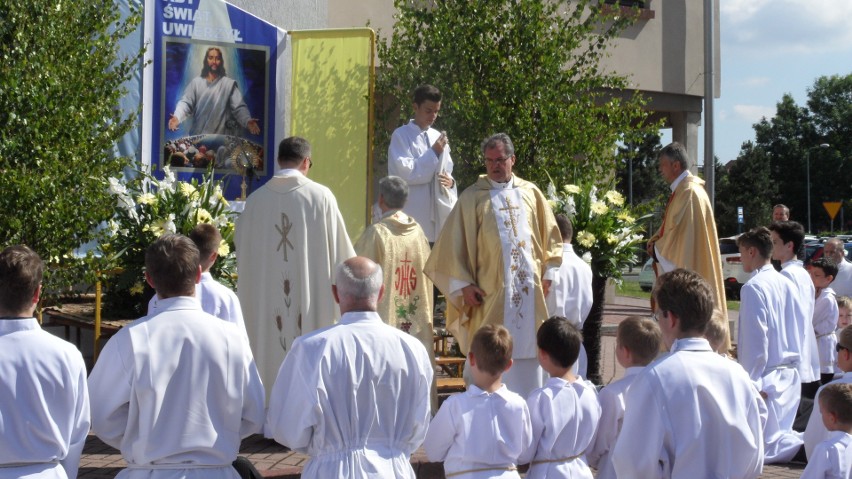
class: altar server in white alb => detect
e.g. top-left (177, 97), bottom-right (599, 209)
top-left (803, 326), bottom-right (852, 459)
top-left (236, 136), bottom-right (355, 395)
top-left (612, 269), bottom-right (765, 479)
top-left (545, 214), bottom-right (593, 377)
top-left (89, 234), bottom-right (265, 479)
top-left (810, 257), bottom-right (840, 385)
top-left (800, 382), bottom-right (852, 479)
top-left (388, 84), bottom-right (457, 242)
top-left (587, 316), bottom-right (662, 479)
top-left (736, 227), bottom-right (804, 463)
top-left (266, 257), bottom-right (433, 479)
top-left (768, 221), bottom-right (821, 397)
top-left (148, 224), bottom-right (248, 340)
top-left (518, 317), bottom-right (600, 479)
top-left (424, 324), bottom-right (533, 479)
top-left (0, 245), bottom-right (90, 479)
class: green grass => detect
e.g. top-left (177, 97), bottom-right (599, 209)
top-left (617, 280), bottom-right (740, 311)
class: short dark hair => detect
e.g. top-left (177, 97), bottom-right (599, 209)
top-left (145, 234), bottom-right (200, 298)
top-left (470, 324), bottom-right (513, 376)
top-left (379, 176), bottom-right (409, 209)
top-left (412, 84), bottom-right (442, 105)
top-left (819, 382), bottom-right (852, 425)
top-left (767, 221), bottom-right (805, 256)
top-left (536, 316), bottom-right (582, 369)
top-left (0, 245), bottom-right (43, 314)
top-left (653, 269), bottom-right (714, 335)
top-left (811, 257), bottom-right (838, 280)
top-left (189, 223), bottom-right (222, 261)
top-left (481, 133), bottom-right (515, 157)
top-left (277, 136), bottom-right (311, 166)
top-left (737, 226), bottom-right (773, 260)
top-left (555, 214), bottom-right (573, 242)
top-left (659, 142), bottom-right (691, 170)
top-left (617, 316), bottom-right (662, 365)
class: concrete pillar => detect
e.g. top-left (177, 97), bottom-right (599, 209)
top-left (670, 111), bottom-right (702, 172)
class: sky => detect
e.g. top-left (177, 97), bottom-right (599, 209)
top-left (665, 0), bottom-right (852, 165)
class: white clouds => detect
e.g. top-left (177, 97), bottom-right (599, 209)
top-left (720, 0), bottom-right (852, 55)
top-left (732, 104), bottom-right (776, 122)
top-left (741, 77), bottom-right (771, 87)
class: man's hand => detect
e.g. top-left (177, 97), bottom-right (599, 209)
top-left (432, 132), bottom-right (448, 155)
top-left (646, 240), bottom-right (655, 259)
top-left (247, 119), bottom-right (261, 135)
top-left (168, 115), bottom-right (180, 132)
top-left (438, 171), bottom-right (454, 188)
top-left (462, 284), bottom-right (486, 307)
top-left (542, 279), bottom-right (552, 297)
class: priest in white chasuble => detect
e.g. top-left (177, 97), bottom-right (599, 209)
top-left (236, 137), bottom-right (355, 397)
top-left (425, 133), bottom-right (562, 398)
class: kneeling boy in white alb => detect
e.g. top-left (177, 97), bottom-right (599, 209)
top-left (587, 315), bottom-right (662, 479)
top-left (518, 316), bottom-right (601, 479)
top-left (800, 382), bottom-right (852, 479)
top-left (424, 324), bottom-right (532, 478)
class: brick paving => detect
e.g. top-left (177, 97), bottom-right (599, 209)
top-left (77, 294), bottom-right (806, 478)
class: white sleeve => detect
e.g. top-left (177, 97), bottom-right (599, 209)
top-left (388, 130), bottom-right (441, 186)
top-left (240, 350), bottom-right (266, 438)
top-left (737, 283), bottom-right (769, 382)
top-left (517, 392), bottom-right (544, 465)
top-left (422, 398), bottom-right (458, 462)
top-left (612, 377), bottom-right (668, 478)
top-left (586, 386), bottom-right (619, 468)
top-left (88, 334), bottom-right (133, 450)
top-left (803, 388), bottom-right (829, 459)
top-left (60, 352), bottom-right (91, 479)
top-left (265, 342), bottom-right (320, 452)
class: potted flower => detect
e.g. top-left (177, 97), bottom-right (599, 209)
top-left (97, 167), bottom-right (237, 317)
top-left (546, 179), bottom-right (647, 384)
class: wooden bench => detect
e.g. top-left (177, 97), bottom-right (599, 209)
top-left (436, 377), bottom-right (466, 394)
top-left (435, 356), bottom-right (465, 378)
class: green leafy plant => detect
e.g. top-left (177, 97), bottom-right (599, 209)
top-left (0, 0), bottom-right (144, 304)
top-left (374, 0), bottom-right (655, 189)
top-left (97, 167), bottom-right (237, 317)
top-left (547, 180), bottom-right (647, 279)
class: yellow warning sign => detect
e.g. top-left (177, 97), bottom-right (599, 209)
top-left (823, 202), bottom-right (842, 220)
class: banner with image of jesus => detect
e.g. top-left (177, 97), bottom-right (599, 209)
top-left (144, 0), bottom-right (286, 199)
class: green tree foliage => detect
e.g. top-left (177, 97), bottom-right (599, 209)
top-left (733, 74), bottom-right (852, 232)
top-left (0, 0), bottom-right (143, 299)
top-left (375, 0), bottom-right (654, 190)
top-left (715, 143), bottom-right (775, 236)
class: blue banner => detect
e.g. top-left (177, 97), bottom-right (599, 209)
top-left (149, 0), bottom-right (285, 199)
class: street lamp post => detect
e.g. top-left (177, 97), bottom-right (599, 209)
top-left (806, 143), bottom-right (831, 234)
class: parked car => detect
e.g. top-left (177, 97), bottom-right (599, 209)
top-left (719, 235), bottom-right (750, 300)
top-left (803, 241), bottom-right (852, 267)
top-left (638, 258), bottom-right (655, 291)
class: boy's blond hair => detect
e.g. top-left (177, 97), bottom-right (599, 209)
top-left (704, 309), bottom-right (730, 353)
top-left (837, 296), bottom-right (852, 311)
top-left (471, 324), bottom-right (513, 376)
top-left (819, 383), bottom-right (852, 425)
top-left (617, 316), bottom-right (662, 366)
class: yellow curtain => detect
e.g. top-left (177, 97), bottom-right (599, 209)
top-left (290, 28), bottom-right (375, 241)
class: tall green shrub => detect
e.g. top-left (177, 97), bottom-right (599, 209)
top-left (0, 0), bottom-right (143, 300)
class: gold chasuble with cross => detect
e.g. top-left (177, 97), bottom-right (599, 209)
top-left (235, 173), bottom-right (355, 396)
top-left (648, 173), bottom-right (729, 350)
top-left (354, 211), bottom-right (434, 354)
top-left (425, 175), bottom-right (562, 359)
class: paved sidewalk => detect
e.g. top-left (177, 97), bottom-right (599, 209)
top-left (78, 295), bottom-right (805, 478)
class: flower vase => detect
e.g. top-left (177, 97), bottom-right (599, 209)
top-left (582, 275), bottom-right (608, 385)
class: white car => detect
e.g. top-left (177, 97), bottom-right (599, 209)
top-left (638, 258), bottom-right (655, 291)
top-left (719, 235), bottom-right (750, 300)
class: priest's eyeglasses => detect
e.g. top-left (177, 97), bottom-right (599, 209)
top-left (837, 343), bottom-right (850, 353)
top-left (484, 156), bottom-right (512, 164)
top-left (653, 310), bottom-right (666, 322)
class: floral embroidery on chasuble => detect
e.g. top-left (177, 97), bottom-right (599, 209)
top-left (491, 188), bottom-right (536, 356)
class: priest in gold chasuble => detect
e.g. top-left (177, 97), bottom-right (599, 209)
top-left (355, 176), bottom-right (436, 408)
top-left (425, 133), bottom-right (562, 397)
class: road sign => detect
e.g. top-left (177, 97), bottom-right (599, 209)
top-left (823, 202), bottom-right (842, 220)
